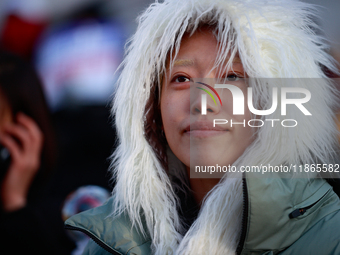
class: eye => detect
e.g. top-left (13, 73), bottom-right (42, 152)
top-left (226, 73), bottom-right (241, 81)
top-left (173, 75), bottom-right (190, 83)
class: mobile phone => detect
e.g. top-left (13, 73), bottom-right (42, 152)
top-left (0, 143), bottom-right (11, 181)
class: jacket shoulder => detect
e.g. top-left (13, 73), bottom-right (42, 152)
top-left (279, 193), bottom-right (340, 255)
top-left (83, 239), bottom-right (115, 255)
top-left (65, 197), bottom-right (152, 255)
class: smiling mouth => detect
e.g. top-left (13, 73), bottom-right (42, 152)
top-left (185, 129), bottom-right (228, 138)
top-left (184, 124), bottom-right (229, 138)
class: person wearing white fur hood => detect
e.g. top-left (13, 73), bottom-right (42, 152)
top-left (65, 0), bottom-right (340, 254)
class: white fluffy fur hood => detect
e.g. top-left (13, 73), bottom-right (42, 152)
top-left (110, 0), bottom-right (339, 254)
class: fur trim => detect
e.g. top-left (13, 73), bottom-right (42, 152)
top-left (110, 0), bottom-right (339, 254)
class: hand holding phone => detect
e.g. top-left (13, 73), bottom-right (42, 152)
top-left (0, 113), bottom-right (44, 211)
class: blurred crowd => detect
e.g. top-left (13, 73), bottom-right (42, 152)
top-left (0, 0), bottom-right (338, 254)
top-left (0, 0), bottom-right (152, 254)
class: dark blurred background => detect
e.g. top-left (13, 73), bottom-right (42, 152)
top-left (0, 1), bottom-right (154, 254)
top-left (0, 0), bottom-right (338, 69)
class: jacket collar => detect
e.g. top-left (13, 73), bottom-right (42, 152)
top-left (65, 197), bottom-right (152, 255)
top-left (240, 174), bottom-right (333, 254)
top-left (65, 176), bottom-right (334, 254)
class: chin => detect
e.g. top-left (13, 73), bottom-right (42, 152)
top-left (190, 153), bottom-right (229, 167)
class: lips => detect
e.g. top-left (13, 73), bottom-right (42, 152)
top-left (184, 121), bottom-right (229, 137)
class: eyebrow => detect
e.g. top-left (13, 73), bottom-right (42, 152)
top-left (173, 57), bottom-right (242, 67)
top-left (173, 59), bottom-right (195, 67)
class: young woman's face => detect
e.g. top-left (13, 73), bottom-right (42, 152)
top-left (160, 28), bottom-right (254, 172)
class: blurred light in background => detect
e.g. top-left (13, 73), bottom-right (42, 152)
top-left (35, 20), bottom-right (124, 111)
top-left (0, 0), bottom-right (155, 111)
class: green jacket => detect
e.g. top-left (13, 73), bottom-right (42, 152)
top-left (65, 177), bottom-right (340, 255)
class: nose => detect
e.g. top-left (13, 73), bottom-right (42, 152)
top-left (190, 81), bottom-right (220, 115)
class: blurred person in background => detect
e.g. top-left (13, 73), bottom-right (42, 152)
top-left (0, 1), bottom-right (149, 255)
top-left (32, 0), bottom-right (122, 214)
top-left (33, 4), bottom-right (123, 254)
top-left (0, 50), bottom-right (75, 254)
top-left (0, 4), bottom-right (124, 251)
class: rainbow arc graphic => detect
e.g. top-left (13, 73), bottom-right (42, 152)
top-left (196, 82), bottom-right (222, 106)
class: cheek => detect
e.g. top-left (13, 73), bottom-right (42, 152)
top-left (160, 90), bottom-right (188, 129)
top-left (160, 92), bottom-right (174, 140)
top-left (238, 110), bottom-right (255, 150)
top-left (230, 92), bottom-right (255, 150)
top-left (160, 89), bottom-right (191, 164)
